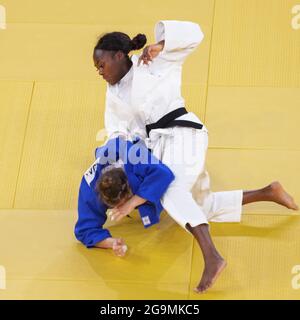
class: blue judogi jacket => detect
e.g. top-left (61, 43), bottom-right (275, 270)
top-left (74, 137), bottom-right (175, 248)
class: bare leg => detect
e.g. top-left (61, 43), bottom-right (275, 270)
top-left (185, 181), bottom-right (297, 294)
top-left (242, 181), bottom-right (298, 210)
top-left (186, 223), bottom-right (227, 294)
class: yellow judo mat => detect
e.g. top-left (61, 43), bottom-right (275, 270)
top-left (0, 0), bottom-right (300, 299)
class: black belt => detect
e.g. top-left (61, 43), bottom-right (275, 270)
top-left (146, 107), bottom-right (203, 137)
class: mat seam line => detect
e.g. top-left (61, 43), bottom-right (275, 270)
top-left (12, 81), bottom-right (36, 208)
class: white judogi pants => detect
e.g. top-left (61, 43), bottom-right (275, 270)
top-left (148, 126), bottom-right (243, 230)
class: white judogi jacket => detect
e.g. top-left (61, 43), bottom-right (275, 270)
top-left (104, 20), bottom-right (205, 142)
top-left (103, 20), bottom-right (243, 229)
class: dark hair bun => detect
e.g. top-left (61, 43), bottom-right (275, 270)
top-left (131, 34), bottom-right (147, 50)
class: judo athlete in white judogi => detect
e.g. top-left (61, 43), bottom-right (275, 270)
top-left (93, 20), bottom-right (298, 293)
top-left (75, 137), bottom-right (174, 257)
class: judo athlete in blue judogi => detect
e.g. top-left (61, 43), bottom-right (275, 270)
top-left (74, 137), bottom-right (174, 256)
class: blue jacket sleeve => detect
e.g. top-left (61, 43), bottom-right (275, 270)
top-left (130, 141), bottom-right (175, 204)
top-left (75, 177), bottom-right (112, 248)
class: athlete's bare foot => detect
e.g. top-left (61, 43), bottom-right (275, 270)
top-left (268, 181), bottom-right (298, 210)
top-left (194, 256), bottom-right (227, 294)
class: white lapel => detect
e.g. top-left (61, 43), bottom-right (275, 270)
top-left (106, 86), bottom-right (129, 108)
top-left (131, 55), bottom-right (158, 107)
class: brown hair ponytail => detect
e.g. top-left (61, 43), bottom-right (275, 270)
top-left (96, 168), bottom-right (132, 207)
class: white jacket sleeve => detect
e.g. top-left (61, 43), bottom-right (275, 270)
top-left (155, 20), bottom-right (204, 63)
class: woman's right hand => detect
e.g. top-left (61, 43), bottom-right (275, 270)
top-left (112, 238), bottom-right (128, 257)
top-left (94, 237), bottom-right (127, 257)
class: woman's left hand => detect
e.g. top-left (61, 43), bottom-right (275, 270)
top-left (138, 41), bottom-right (164, 66)
top-left (110, 201), bottom-right (134, 222)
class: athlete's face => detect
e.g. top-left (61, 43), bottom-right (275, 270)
top-left (93, 49), bottom-right (125, 85)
